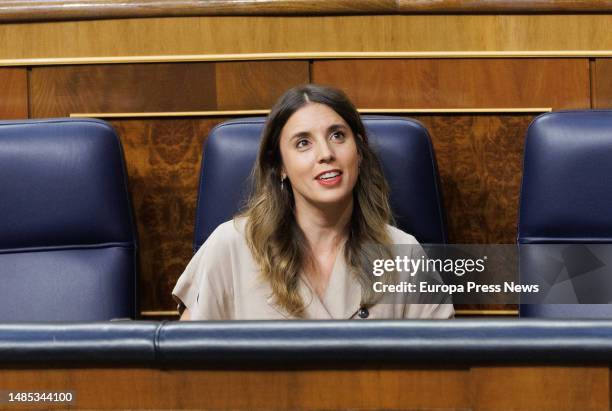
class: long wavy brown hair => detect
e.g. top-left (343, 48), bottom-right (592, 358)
top-left (240, 84), bottom-right (395, 317)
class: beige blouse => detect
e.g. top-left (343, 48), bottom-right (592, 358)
top-left (173, 218), bottom-right (454, 320)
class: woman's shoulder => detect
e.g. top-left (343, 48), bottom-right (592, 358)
top-left (186, 217), bottom-right (250, 280)
top-left (202, 217), bottom-right (249, 252)
top-left (209, 217), bottom-right (247, 240)
top-left (385, 224), bottom-right (419, 245)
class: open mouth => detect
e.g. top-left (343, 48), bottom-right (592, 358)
top-left (316, 170), bottom-right (342, 180)
top-left (315, 170), bottom-right (343, 186)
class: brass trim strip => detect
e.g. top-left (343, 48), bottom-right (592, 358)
top-left (360, 108), bottom-right (552, 114)
top-left (70, 110), bottom-right (270, 118)
top-left (140, 311), bottom-right (179, 317)
top-left (70, 108), bottom-right (551, 118)
top-left (455, 309), bottom-right (519, 316)
top-left (2, 51), bottom-right (612, 67)
top-left (140, 309), bottom-right (518, 317)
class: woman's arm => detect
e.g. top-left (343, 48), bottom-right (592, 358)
top-left (172, 221), bottom-right (238, 321)
top-left (180, 307), bottom-right (191, 321)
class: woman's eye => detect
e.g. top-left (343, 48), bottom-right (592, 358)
top-left (331, 131), bottom-right (345, 141)
top-left (296, 139), bottom-right (309, 149)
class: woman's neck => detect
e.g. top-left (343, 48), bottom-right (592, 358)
top-left (294, 196), bottom-right (353, 251)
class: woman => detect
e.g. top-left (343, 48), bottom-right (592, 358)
top-left (173, 84), bottom-right (453, 320)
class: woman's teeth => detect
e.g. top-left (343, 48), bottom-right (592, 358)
top-left (319, 171), bottom-right (340, 180)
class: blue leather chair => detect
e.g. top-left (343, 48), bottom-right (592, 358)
top-left (519, 110), bottom-right (612, 317)
top-left (0, 118), bottom-right (137, 321)
top-left (193, 116), bottom-right (446, 251)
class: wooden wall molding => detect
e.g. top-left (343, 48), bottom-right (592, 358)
top-left (3, 15), bottom-right (612, 60)
top-left (70, 110), bottom-right (270, 118)
top-left (3, 51), bottom-right (612, 67)
top-left (69, 108), bottom-right (551, 118)
top-left (3, 0), bottom-right (612, 23)
top-left (139, 309), bottom-right (520, 318)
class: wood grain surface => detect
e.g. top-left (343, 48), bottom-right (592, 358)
top-left (0, 68), bottom-right (28, 119)
top-left (31, 63), bottom-right (217, 117)
top-left (3, 15), bottom-right (612, 62)
top-left (110, 119), bottom-right (220, 312)
top-left (30, 61), bottom-right (308, 117)
top-left (313, 59), bottom-right (591, 110)
top-left (214, 61), bottom-right (309, 110)
top-left (414, 114), bottom-right (533, 244)
top-left (471, 366), bottom-right (610, 411)
top-left (593, 59), bottom-right (612, 109)
top-left (3, 0), bottom-right (612, 23)
top-left (0, 366), bottom-right (608, 410)
top-left (0, 367), bottom-right (470, 409)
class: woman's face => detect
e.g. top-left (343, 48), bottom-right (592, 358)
top-left (279, 102), bottom-right (360, 210)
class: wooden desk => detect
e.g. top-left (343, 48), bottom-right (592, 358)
top-left (1, 320), bottom-right (611, 410)
top-left (0, 365), bottom-right (609, 410)
top-left (1, 1), bottom-right (612, 318)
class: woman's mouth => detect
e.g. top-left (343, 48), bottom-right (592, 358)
top-left (316, 170), bottom-right (343, 186)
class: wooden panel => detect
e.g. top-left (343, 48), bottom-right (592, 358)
top-left (110, 118), bottom-right (229, 312)
top-left (593, 58), bottom-right (612, 108)
top-left (413, 114), bottom-right (531, 244)
top-left (0, 68), bottom-right (28, 119)
top-left (30, 61), bottom-right (308, 117)
top-left (215, 61), bottom-right (309, 109)
top-left (30, 63), bottom-right (217, 117)
top-left (471, 366), bottom-right (609, 411)
top-left (3, 15), bottom-right (612, 61)
top-left (1, 366), bottom-right (609, 409)
top-left (0, 367), bottom-right (470, 409)
top-left (6, 0), bottom-right (612, 23)
top-left (313, 59), bottom-right (590, 110)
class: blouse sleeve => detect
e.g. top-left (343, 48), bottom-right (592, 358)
top-left (172, 224), bottom-right (235, 320)
top-left (396, 233), bottom-right (455, 319)
top-left (407, 243), bottom-right (455, 319)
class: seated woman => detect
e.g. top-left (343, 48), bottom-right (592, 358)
top-left (173, 84), bottom-right (454, 320)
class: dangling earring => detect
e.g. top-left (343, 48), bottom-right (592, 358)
top-left (280, 175), bottom-right (286, 191)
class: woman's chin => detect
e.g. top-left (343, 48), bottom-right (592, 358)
top-left (309, 193), bottom-right (354, 209)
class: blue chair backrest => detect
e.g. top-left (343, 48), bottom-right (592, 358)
top-left (0, 118), bottom-right (137, 321)
top-left (519, 110), bottom-right (612, 317)
top-left (194, 116), bottom-right (446, 251)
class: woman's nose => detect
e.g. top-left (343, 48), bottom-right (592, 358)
top-left (316, 140), bottom-right (335, 162)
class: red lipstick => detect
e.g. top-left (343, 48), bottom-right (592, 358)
top-left (315, 169), bottom-right (343, 186)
